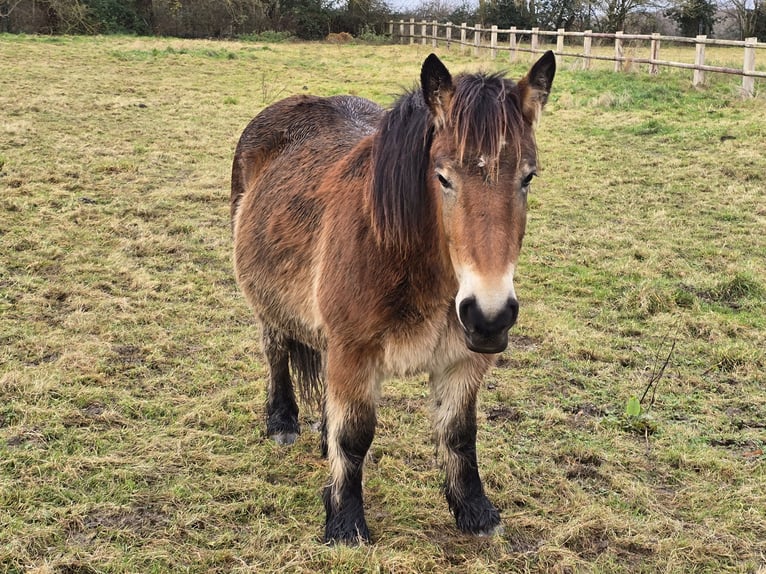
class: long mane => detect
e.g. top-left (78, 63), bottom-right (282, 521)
top-left (370, 89), bottom-right (434, 251)
top-left (369, 71), bottom-right (527, 251)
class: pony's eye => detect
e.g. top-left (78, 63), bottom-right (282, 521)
top-left (521, 172), bottom-right (536, 189)
top-left (437, 173), bottom-right (452, 189)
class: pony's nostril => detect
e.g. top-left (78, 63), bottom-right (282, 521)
top-left (458, 297), bottom-right (479, 334)
top-left (507, 298), bottom-right (519, 327)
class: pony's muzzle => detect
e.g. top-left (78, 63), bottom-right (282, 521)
top-left (458, 296), bottom-right (518, 354)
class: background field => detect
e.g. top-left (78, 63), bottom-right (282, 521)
top-left (1, 35), bottom-right (764, 573)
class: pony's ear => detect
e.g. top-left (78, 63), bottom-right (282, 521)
top-left (518, 50), bottom-right (556, 126)
top-left (421, 53), bottom-right (454, 127)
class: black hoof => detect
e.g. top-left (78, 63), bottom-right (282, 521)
top-left (266, 410), bottom-right (299, 445)
top-left (324, 516), bottom-right (371, 546)
top-left (452, 496), bottom-right (501, 535)
top-left (269, 432), bottom-right (298, 445)
top-left (323, 488), bottom-right (370, 545)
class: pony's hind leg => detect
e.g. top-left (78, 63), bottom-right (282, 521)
top-left (430, 356), bottom-right (502, 536)
top-left (262, 326), bottom-right (300, 445)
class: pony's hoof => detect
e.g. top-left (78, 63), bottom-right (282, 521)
top-left (324, 525), bottom-right (371, 546)
top-left (453, 496), bottom-right (501, 536)
top-left (270, 432), bottom-right (298, 446)
top-left (476, 523), bottom-right (504, 537)
top-left (324, 503), bottom-right (371, 545)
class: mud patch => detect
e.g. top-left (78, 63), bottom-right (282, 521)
top-left (562, 522), bottom-right (611, 559)
top-left (486, 406), bottom-right (524, 423)
top-left (67, 502), bottom-right (170, 545)
top-left (112, 344), bottom-right (147, 366)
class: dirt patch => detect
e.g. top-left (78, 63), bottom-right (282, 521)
top-left (509, 334), bottom-right (539, 351)
top-left (67, 503), bottom-right (170, 545)
top-left (486, 406), bottom-right (524, 423)
top-left (54, 563), bottom-right (102, 574)
top-left (112, 344), bottom-right (146, 366)
top-left (564, 402), bottom-right (606, 429)
top-left (6, 427), bottom-right (46, 447)
top-left (562, 522), bottom-right (611, 559)
top-left (62, 402), bottom-right (127, 429)
top-left (496, 335), bottom-right (540, 368)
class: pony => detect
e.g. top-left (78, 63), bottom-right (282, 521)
top-left (231, 51), bottom-right (556, 545)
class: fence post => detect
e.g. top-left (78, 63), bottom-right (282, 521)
top-left (387, 21), bottom-right (393, 37)
top-left (398, 20), bottom-right (404, 44)
top-left (446, 22), bottom-right (452, 50)
top-left (510, 26), bottom-right (517, 62)
top-left (556, 28), bottom-right (564, 62)
top-left (742, 37), bottom-right (757, 97)
top-left (531, 27), bottom-right (539, 55)
top-left (460, 23), bottom-right (467, 54)
top-left (491, 25), bottom-right (498, 59)
top-left (693, 35), bottom-right (706, 86)
top-left (583, 30), bottom-right (592, 70)
top-left (409, 18), bottom-right (415, 45)
top-left (474, 24), bottom-right (482, 56)
top-left (432, 20), bottom-right (438, 48)
top-left (614, 31), bottom-right (624, 72)
top-left (650, 33), bottom-right (660, 75)
top-left (421, 20), bottom-right (427, 45)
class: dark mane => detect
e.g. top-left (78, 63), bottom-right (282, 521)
top-left (450, 72), bottom-right (525, 177)
top-left (370, 89), bottom-right (434, 251)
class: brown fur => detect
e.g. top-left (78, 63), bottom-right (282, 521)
top-left (231, 52), bottom-right (556, 544)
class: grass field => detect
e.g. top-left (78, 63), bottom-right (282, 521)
top-left (1, 34), bottom-right (765, 573)
top-left (401, 28), bottom-right (766, 81)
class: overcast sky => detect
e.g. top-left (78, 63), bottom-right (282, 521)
top-left (385, 0), bottom-right (480, 13)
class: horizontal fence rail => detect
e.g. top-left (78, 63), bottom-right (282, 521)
top-left (387, 20), bottom-right (764, 97)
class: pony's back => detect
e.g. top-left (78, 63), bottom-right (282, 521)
top-left (230, 95), bottom-right (383, 222)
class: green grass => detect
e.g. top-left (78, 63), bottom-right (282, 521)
top-left (1, 35), bottom-right (765, 573)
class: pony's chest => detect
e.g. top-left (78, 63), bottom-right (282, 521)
top-left (381, 308), bottom-right (455, 376)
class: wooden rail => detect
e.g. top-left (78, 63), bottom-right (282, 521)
top-left (387, 20), bottom-right (764, 97)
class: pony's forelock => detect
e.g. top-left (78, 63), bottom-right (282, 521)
top-left (449, 73), bottom-right (526, 179)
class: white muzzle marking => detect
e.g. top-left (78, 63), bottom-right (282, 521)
top-left (454, 264), bottom-right (517, 326)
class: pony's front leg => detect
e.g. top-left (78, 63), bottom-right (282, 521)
top-left (430, 356), bottom-right (501, 535)
top-left (322, 348), bottom-right (378, 545)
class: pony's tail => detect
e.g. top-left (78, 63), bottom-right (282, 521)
top-left (288, 340), bottom-right (324, 410)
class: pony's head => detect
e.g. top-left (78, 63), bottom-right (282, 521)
top-left (423, 52), bottom-right (555, 354)
top-left (371, 52), bottom-right (554, 354)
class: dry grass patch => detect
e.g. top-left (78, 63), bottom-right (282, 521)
top-left (1, 34), bottom-right (765, 573)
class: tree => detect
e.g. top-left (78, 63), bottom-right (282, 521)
top-left (482, 0), bottom-right (534, 28)
top-left (667, 0), bottom-right (716, 35)
top-left (410, 0), bottom-right (460, 21)
top-left (598, 0), bottom-right (649, 31)
top-left (534, 0), bottom-right (586, 29)
top-left (0, 0), bottom-right (24, 32)
top-left (84, 0), bottom-right (152, 33)
top-left (726, 0), bottom-right (766, 39)
top-left (333, 0), bottom-right (390, 34)
top-left (282, 0), bottom-right (331, 39)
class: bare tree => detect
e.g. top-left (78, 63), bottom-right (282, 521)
top-left (726, 0), bottom-right (764, 38)
top-left (409, 0), bottom-right (470, 21)
top-left (598, 0), bottom-right (655, 30)
top-left (0, 0), bottom-right (24, 17)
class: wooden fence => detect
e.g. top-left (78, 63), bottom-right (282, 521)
top-left (387, 20), bottom-right (764, 97)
